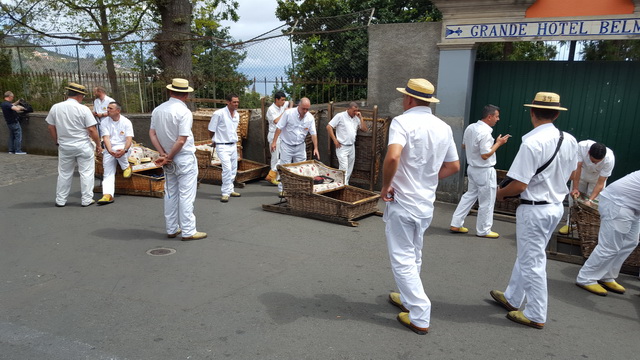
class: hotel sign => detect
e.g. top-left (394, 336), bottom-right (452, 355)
top-left (445, 18), bottom-right (640, 40)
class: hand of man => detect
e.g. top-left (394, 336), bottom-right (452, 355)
top-left (570, 189), bottom-right (580, 198)
top-left (95, 144), bottom-right (103, 154)
top-left (496, 134), bottom-right (511, 146)
top-left (154, 156), bottom-right (171, 167)
top-left (334, 141), bottom-right (342, 149)
top-left (114, 149), bottom-right (126, 158)
top-left (270, 142), bottom-right (277, 153)
top-left (381, 186), bottom-right (395, 202)
top-left (313, 149), bottom-right (320, 160)
top-left (496, 188), bottom-right (505, 202)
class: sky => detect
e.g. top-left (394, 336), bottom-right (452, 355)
top-left (220, 0), bottom-right (285, 42)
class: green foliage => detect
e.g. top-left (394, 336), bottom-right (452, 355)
top-left (476, 42), bottom-right (558, 61)
top-left (581, 40), bottom-right (640, 61)
top-left (275, 0), bottom-right (441, 103)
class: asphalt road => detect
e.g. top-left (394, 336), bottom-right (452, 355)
top-left (0, 153), bottom-right (638, 359)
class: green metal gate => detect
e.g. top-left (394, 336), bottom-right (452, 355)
top-left (470, 61), bottom-right (640, 182)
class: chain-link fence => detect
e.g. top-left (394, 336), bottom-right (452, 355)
top-left (1, 10), bottom-right (371, 112)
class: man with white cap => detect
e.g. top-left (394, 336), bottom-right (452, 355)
top-left (46, 82), bottom-right (102, 207)
top-left (208, 93), bottom-right (241, 203)
top-left (97, 101), bottom-right (134, 205)
top-left (382, 78), bottom-right (460, 335)
top-left (270, 97), bottom-right (320, 197)
top-left (450, 104), bottom-right (510, 238)
top-left (558, 140), bottom-right (615, 234)
top-left (265, 91), bottom-right (292, 185)
top-left (490, 92), bottom-right (578, 329)
top-left (326, 102), bottom-right (368, 185)
top-left (575, 170), bottom-right (640, 296)
top-left (149, 78), bottom-right (206, 241)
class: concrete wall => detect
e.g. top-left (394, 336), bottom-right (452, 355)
top-left (367, 22), bottom-right (442, 118)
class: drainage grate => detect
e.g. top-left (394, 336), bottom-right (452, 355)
top-left (146, 248), bottom-right (176, 256)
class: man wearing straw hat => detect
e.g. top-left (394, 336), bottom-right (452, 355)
top-left (450, 104), bottom-right (511, 238)
top-left (46, 82), bottom-right (102, 207)
top-left (490, 92), bottom-right (578, 329)
top-left (208, 93), bottom-right (242, 203)
top-left (575, 170), bottom-right (640, 296)
top-left (149, 78), bottom-right (207, 241)
top-left (381, 78), bottom-right (460, 335)
top-left (270, 97), bottom-right (320, 197)
top-left (326, 102), bottom-right (368, 185)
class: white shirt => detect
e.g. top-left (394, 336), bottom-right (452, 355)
top-left (600, 170), bottom-right (640, 212)
top-left (208, 106), bottom-right (239, 144)
top-left (577, 140), bottom-right (615, 183)
top-left (149, 97), bottom-right (195, 155)
top-left (276, 107), bottom-right (317, 146)
top-left (100, 115), bottom-right (134, 150)
top-left (507, 123), bottom-right (578, 204)
top-left (45, 98), bottom-right (97, 150)
top-left (266, 101), bottom-right (288, 135)
top-left (94, 95), bottom-right (115, 122)
top-left (388, 106), bottom-right (459, 218)
top-left (328, 111), bottom-right (361, 145)
top-left (463, 120), bottom-right (495, 167)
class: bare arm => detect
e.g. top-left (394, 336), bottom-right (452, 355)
top-left (87, 126), bottom-right (102, 153)
top-left (588, 176), bottom-right (607, 202)
top-left (381, 144), bottom-right (403, 202)
top-left (570, 162), bottom-right (583, 197)
top-left (48, 124), bottom-right (58, 144)
top-left (358, 113), bottom-right (368, 131)
top-left (326, 124), bottom-right (340, 148)
top-left (149, 129), bottom-right (167, 156)
top-left (480, 134), bottom-right (511, 160)
top-left (438, 160), bottom-right (460, 179)
top-left (496, 179), bottom-right (528, 201)
top-left (311, 134), bottom-right (320, 160)
top-left (270, 128), bottom-right (282, 152)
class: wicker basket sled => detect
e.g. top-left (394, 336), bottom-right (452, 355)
top-left (95, 145), bottom-right (165, 198)
top-left (194, 140), bottom-right (269, 186)
top-left (571, 197), bottom-right (640, 268)
top-left (267, 160), bottom-right (380, 225)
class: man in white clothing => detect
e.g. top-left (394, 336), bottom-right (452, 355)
top-left (382, 78), bottom-right (460, 335)
top-left (450, 104), bottom-right (510, 238)
top-left (491, 92), bottom-right (578, 330)
top-left (265, 91), bottom-right (292, 185)
top-left (92, 86), bottom-right (115, 123)
top-left (46, 82), bottom-right (102, 207)
top-left (326, 102), bottom-right (367, 185)
top-left (208, 94), bottom-right (241, 203)
top-left (149, 78), bottom-right (207, 241)
top-left (97, 101), bottom-right (134, 205)
top-left (559, 140), bottom-right (615, 234)
top-left (271, 97), bottom-right (320, 197)
top-left (575, 170), bottom-right (640, 296)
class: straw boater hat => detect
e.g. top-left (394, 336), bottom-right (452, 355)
top-left (64, 82), bottom-right (87, 95)
top-left (396, 78), bottom-right (440, 103)
top-left (524, 92), bottom-right (567, 111)
top-left (166, 78), bottom-right (194, 93)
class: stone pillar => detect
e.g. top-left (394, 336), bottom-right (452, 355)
top-left (435, 44), bottom-right (477, 202)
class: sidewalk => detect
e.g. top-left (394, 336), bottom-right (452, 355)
top-left (0, 153), bottom-right (638, 360)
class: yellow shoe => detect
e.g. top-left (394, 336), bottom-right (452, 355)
top-left (598, 280), bottom-right (626, 294)
top-left (506, 311), bottom-right (544, 329)
top-left (265, 170), bottom-right (277, 182)
top-left (269, 179), bottom-right (280, 186)
top-left (397, 312), bottom-right (428, 335)
top-left (489, 290), bottom-right (517, 311)
top-left (477, 231), bottom-right (500, 238)
top-left (97, 195), bottom-right (114, 205)
top-left (450, 226), bottom-right (469, 234)
top-left (123, 166), bottom-right (132, 178)
top-left (182, 231), bottom-right (207, 241)
top-left (576, 283), bottom-right (608, 296)
top-left (388, 292), bottom-right (409, 312)
top-left (558, 224), bottom-right (576, 235)
top-left (230, 192), bottom-right (241, 197)
top-left (167, 229), bottom-right (182, 238)
top-left (278, 191), bottom-right (285, 198)
top-left (221, 195), bottom-right (229, 203)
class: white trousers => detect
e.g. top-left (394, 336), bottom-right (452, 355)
top-left (277, 142), bottom-right (307, 192)
top-left (384, 201), bottom-right (432, 328)
top-left (102, 150), bottom-right (130, 196)
top-left (576, 197), bottom-right (640, 284)
top-left (216, 144), bottom-right (238, 196)
top-left (267, 131), bottom-right (281, 172)
top-left (450, 166), bottom-right (497, 235)
top-left (504, 202), bottom-right (563, 323)
top-left (163, 153), bottom-right (198, 237)
top-left (335, 145), bottom-right (355, 185)
top-left (56, 144), bottom-right (95, 206)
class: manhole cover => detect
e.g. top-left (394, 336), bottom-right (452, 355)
top-left (146, 248), bottom-right (176, 256)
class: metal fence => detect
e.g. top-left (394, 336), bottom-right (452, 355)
top-left (0, 14), bottom-right (370, 112)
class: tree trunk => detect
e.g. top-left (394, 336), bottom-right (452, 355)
top-left (155, 0), bottom-right (193, 83)
top-left (98, 0), bottom-right (120, 100)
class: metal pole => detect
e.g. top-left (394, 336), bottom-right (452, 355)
top-left (75, 45), bottom-right (81, 84)
top-left (16, 46), bottom-right (27, 96)
top-left (568, 41), bottom-right (577, 62)
top-left (139, 42), bottom-right (145, 112)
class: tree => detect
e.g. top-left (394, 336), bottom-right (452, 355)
top-left (275, 0), bottom-right (441, 102)
top-left (476, 42), bottom-right (558, 61)
top-left (1, 0), bottom-right (152, 100)
top-left (581, 40), bottom-right (640, 61)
